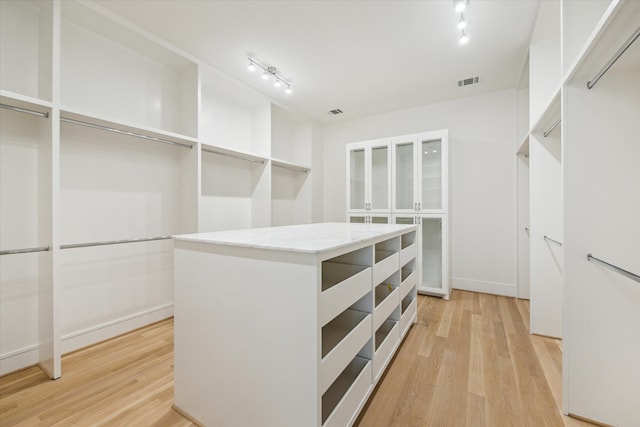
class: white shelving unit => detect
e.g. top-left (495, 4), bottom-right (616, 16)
top-left (173, 223), bottom-right (417, 427)
top-left (520, 0), bottom-right (639, 425)
top-left (0, 0), bottom-right (317, 378)
top-left (347, 130), bottom-right (450, 298)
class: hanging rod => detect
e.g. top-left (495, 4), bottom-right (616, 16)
top-left (587, 26), bottom-right (640, 90)
top-left (60, 235), bottom-right (172, 250)
top-left (202, 147), bottom-right (265, 164)
top-left (543, 235), bottom-right (563, 246)
top-left (0, 103), bottom-right (49, 118)
top-left (543, 119), bottom-right (561, 138)
top-left (60, 117), bottom-right (193, 149)
top-left (587, 254), bottom-right (640, 283)
top-left (272, 162), bottom-right (309, 173)
top-left (0, 246), bottom-right (50, 256)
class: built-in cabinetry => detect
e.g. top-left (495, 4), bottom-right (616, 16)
top-left (0, 0), bottom-right (315, 378)
top-left (518, 0), bottom-right (639, 425)
top-left (347, 130), bottom-right (450, 298)
top-left (173, 223), bottom-right (418, 427)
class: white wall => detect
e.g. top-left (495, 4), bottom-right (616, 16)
top-left (323, 89), bottom-right (518, 296)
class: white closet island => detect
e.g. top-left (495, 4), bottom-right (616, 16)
top-left (173, 222), bottom-right (418, 427)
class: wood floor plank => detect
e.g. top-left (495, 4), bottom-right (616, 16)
top-left (0, 292), bottom-right (595, 427)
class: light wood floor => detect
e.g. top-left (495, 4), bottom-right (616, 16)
top-left (0, 291), bottom-right (593, 426)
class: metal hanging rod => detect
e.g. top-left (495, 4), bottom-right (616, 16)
top-left (272, 162), bottom-right (309, 174)
top-left (0, 246), bottom-right (50, 256)
top-left (60, 235), bottom-right (172, 250)
top-left (0, 103), bottom-right (49, 118)
top-left (587, 26), bottom-right (640, 90)
top-left (543, 119), bottom-right (561, 138)
top-left (543, 235), bottom-right (563, 246)
top-left (202, 147), bottom-right (265, 164)
top-left (587, 254), bottom-right (640, 283)
top-left (60, 117), bottom-right (193, 149)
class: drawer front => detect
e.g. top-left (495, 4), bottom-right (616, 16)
top-left (400, 299), bottom-right (417, 338)
top-left (323, 361), bottom-right (373, 427)
top-left (373, 252), bottom-right (399, 285)
top-left (399, 270), bottom-right (417, 300)
top-left (400, 243), bottom-right (416, 266)
top-left (373, 288), bottom-right (399, 331)
top-left (320, 314), bottom-right (371, 395)
top-left (320, 267), bottom-right (371, 326)
top-left (373, 323), bottom-right (400, 382)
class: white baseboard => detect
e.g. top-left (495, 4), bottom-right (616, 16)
top-left (0, 304), bottom-right (173, 377)
top-left (0, 344), bottom-right (39, 377)
top-left (453, 277), bottom-right (517, 297)
top-left (62, 303), bottom-right (174, 354)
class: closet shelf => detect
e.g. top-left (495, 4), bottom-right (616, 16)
top-left (0, 90), bottom-right (52, 114)
top-left (529, 87), bottom-right (561, 135)
top-left (201, 143), bottom-right (268, 164)
top-left (271, 158), bottom-right (311, 173)
top-left (59, 107), bottom-right (198, 148)
top-left (517, 135), bottom-right (530, 156)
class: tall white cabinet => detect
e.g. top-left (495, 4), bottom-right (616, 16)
top-left (347, 130), bottom-right (450, 299)
top-left (0, 0), bottom-right (316, 378)
top-left (517, 0), bottom-right (639, 425)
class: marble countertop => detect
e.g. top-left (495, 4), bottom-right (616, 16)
top-left (173, 222), bottom-right (416, 254)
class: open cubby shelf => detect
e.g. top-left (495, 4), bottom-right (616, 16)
top-left (374, 319), bottom-right (397, 351)
top-left (374, 282), bottom-right (395, 307)
top-left (322, 262), bottom-right (369, 292)
top-left (322, 309), bottom-right (369, 359)
top-left (321, 355), bottom-right (369, 425)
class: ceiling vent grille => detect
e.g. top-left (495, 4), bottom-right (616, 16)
top-left (458, 76), bottom-right (480, 87)
top-left (328, 109), bottom-right (343, 115)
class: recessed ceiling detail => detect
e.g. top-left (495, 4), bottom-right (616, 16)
top-left (328, 109), bottom-right (343, 115)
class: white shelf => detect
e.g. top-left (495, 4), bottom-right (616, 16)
top-left (517, 134), bottom-right (530, 156)
top-left (0, 90), bottom-right (52, 113)
top-left (60, 106), bottom-right (198, 148)
top-left (271, 157), bottom-right (311, 173)
top-left (322, 356), bottom-right (371, 426)
top-left (201, 143), bottom-right (268, 164)
top-left (529, 86), bottom-right (561, 135)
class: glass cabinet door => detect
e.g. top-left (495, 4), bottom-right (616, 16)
top-left (349, 148), bottom-right (366, 210)
top-left (370, 145), bottom-right (389, 210)
top-left (420, 138), bottom-right (442, 210)
top-left (393, 216), bottom-right (416, 225)
top-left (394, 140), bottom-right (415, 210)
top-left (370, 215), bottom-right (389, 224)
top-left (348, 215), bottom-right (366, 223)
top-left (421, 217), bottom-right (443, 289)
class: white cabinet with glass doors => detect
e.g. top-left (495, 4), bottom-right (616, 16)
top-left (346, 139), bottom-right (391, 214)
top-left (393, 214), bottom-right (450, 299)
top-left (391, 130), bottom-right (448, 214)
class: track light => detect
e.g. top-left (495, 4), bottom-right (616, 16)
top-left (459, 31), bottom-right (470, 44)
top-left (454, 0), bottom-right (467, 13)
top-left (457, 14), bottom-right (467, 30)
top-left (247, 57), bottom-right (293, 94)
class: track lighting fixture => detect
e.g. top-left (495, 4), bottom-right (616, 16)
top-left (454, 1), bottom-right (470, 45)
top-left (457, 14), bottom-right (467, 30)
top-left (247, 57), bottom-right (293, 95)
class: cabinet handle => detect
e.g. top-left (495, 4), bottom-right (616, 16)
top-left (418, 202), bottom-right (421, 210)
top-left (414, 202), bottom-right (417, 211)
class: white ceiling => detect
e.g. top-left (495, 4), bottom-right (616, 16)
top-left (95, 0), bottom-right (540, 123)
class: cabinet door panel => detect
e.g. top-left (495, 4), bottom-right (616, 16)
top-left (394, 141), bottom-right (414, 211)
top-left (420, 138), bottom-right (442, 210)
top-left (349, 148), bottom-right (366, 210)
top-left (370, 145), bottom-right (389, 211)
top-left (421, 217), bottom-right (443, 289)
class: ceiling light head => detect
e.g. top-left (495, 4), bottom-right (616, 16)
top-left (285, 86), bottom-right (292, 95)
top-left (274, 79), bottom-right (282, 88)
top-left (454, 0), bottom-right (467, 13)
top-left (457, 14), bottom-right (467, 30)
top-left (261, 71), bottom-right (269, 80)
top-left (248, 60), bottom-right (256, 72)
top-left (459, 31), bottom-right (470, 44)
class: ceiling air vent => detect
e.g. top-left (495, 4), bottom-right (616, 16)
top-left (458, 76), bottom-right (480, 87)
top-left (328, 108), bottom-right (343, 115)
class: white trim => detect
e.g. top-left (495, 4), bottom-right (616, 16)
top-left (61, 303), bottom-right (174, 354)
top-left (453, 277), bottom-right (517, 297)
top-left (0, 344), bottom-right (39, 377)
